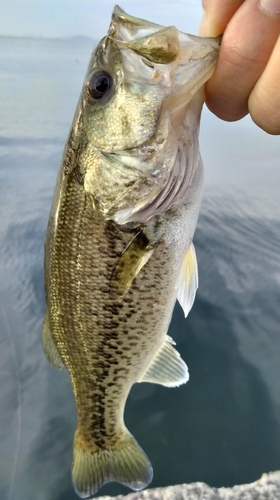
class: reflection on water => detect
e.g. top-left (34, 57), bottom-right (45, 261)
top-left (0, 37), bottom-right (279, 500)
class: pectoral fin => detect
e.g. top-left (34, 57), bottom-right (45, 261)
top-left (177, 242), bottom-right (198, 318)
top-left (42, 314), bottom-right (65, 369)
top-left (112, 231), bottom-right (154, 295)
top-left (138, 336), bottom-right (189, 387)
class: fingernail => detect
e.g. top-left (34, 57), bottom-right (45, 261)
top-left (259, 0), bottom-right (280, 16)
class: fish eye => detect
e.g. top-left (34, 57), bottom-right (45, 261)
top-left (87, 70), bottom-right (113, 100)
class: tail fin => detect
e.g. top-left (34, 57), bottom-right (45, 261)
top-left (72, 428), bottom-right (153, 498)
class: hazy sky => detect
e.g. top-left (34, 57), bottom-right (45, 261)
top-left (0, 0), bottom-right (203, 39)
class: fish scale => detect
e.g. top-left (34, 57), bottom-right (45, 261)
top-left (47, 176), bottom-right (176, 426)
top-left (43, 5), bottom-right (220, 498)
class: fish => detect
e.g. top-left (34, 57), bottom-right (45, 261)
top-left (42, 5), bottom-right (220, 498)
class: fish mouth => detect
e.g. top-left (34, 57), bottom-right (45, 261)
top-left (109, 6), bottom-right (180, 65)
top-left (107, 6), bottom-right (221, 139)
top-left (109, 5), bottom-right (221, 68)
top-left (110, 5), bottom-right (167, 42)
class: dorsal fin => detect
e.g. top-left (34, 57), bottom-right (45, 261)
top-left (177, 242), bottom-right (198, 318)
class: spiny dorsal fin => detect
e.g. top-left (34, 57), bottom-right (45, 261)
top-left (42, 313), bottom-right (65, 369)
top-left (177, 241), bottom-right (198, 318)
top-left (111, 231), bottom-right (154, 296)
top-left (138, 336), bottom-right (189, 387)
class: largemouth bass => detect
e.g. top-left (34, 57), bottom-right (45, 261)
top-left (43, 5), bottom-right (220, 498)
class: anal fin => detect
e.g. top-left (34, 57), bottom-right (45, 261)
top-left (42, 313), bottom-right (65, 369)
top-left (138, 336), bottom-right (189, 387)
top-left (177, 241), bottom-right (198, 318)
top-left (112, 231), bottom-right (154, 296)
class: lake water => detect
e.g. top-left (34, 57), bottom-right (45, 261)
top-left (0, 36), bottom-right (280, 500)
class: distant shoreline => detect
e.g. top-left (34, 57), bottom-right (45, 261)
top-left (0, 34), bottom-right (95, 42)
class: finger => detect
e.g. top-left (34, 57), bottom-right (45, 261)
top-left (204, 0), bottom-right (280, 121)
top-left (199, 0), bottom-right (244, 37)
top-left (249, 35), bottom-right (280, 134)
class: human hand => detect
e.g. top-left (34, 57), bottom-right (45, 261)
top-left (200, 0), bottom-right (280, 134)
